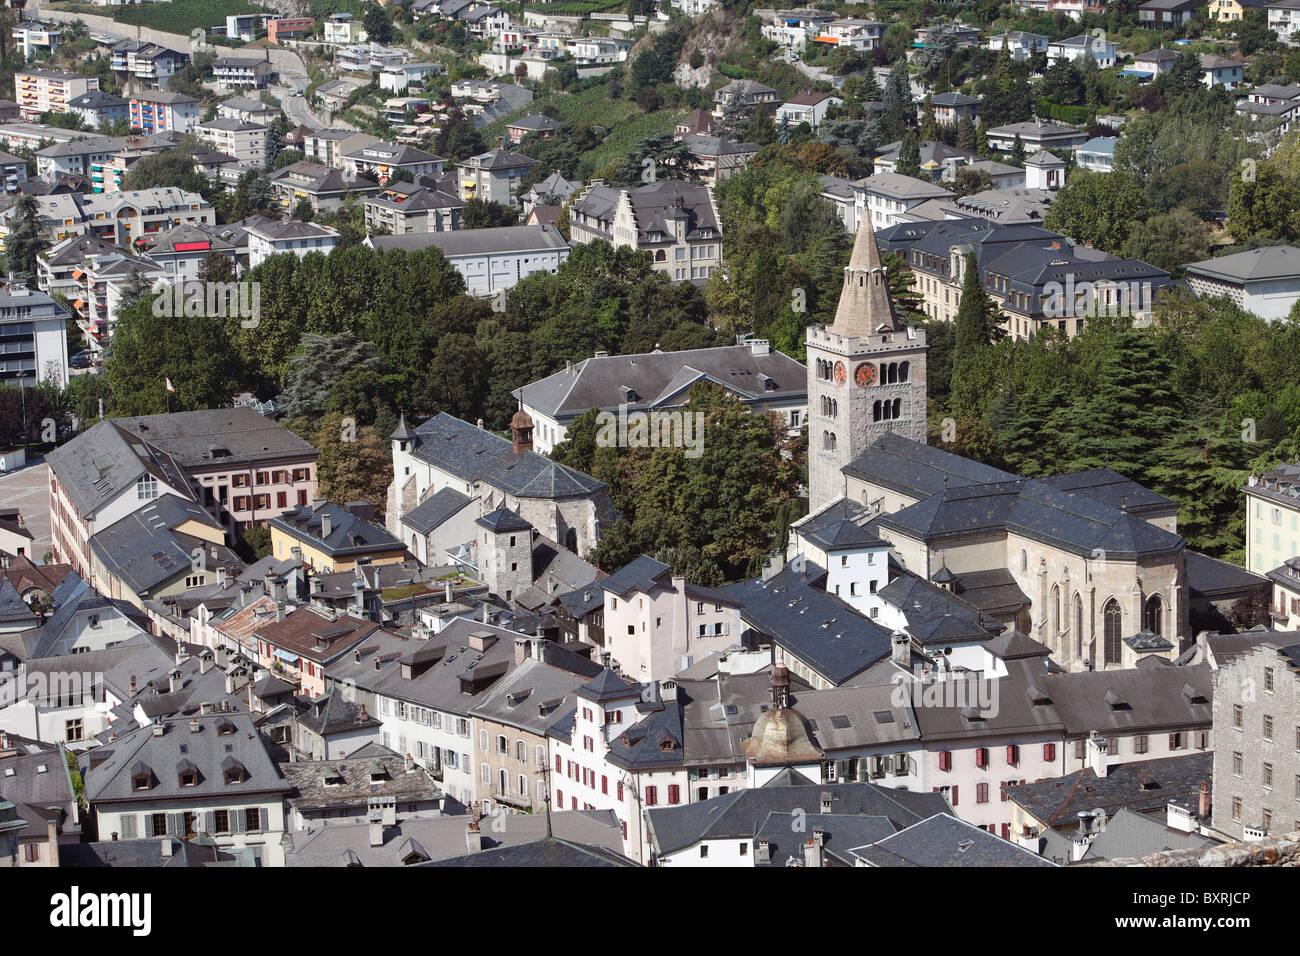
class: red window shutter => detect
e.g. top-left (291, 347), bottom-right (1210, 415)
top-left (571, 797), bottom-right (577, 810)
top-left (620, 820), bottom-right (627, 839)
top-left (601, 775), bottom-right (608, 795)
top-left (1006, 744), bottom-right (1017, 765)
top-left (669, 784), bottom-right (680, 804)
top-left (976, 748), bottom-right (987, 769)
top-left (949, 784), bottom-right (958, 806)
top-left (939, 750), bottom-right (951, 772)
top-left (557, 788), bottom-right (563, 805)
top-left (617, 782), bottom-right (623, 801)
top-left (1043, 743), bottom-right (1055, 762)
top-left (646, 786), bottom-right (657, 807)
top-left (1001, 823), bottom-right (1010, 840)
top-left (976, 783), bottom-right (988, 803)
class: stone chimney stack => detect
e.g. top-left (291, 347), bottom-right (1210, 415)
top-left (802, 829), bottom-right (824, 868)
top-left (891, 630), bottom-right (910, 667)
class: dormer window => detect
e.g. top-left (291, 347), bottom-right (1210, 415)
top-left (217, 721), bottom-right (236, 736)
top-left (133, 773), bottom-right (151, 791)
top-left (180, 771), bottom-right (197, 786)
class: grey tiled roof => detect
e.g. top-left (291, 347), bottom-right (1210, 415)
top-left (270, 501), bottom-right (404, 558)
top-left (88, 497), bottom-right (242, 596)
top-left (286, 808), bottom-right (624, 866)
top-left (723, 564), bottom-right (897, 684)
top-left (1040, 662), bottom-right (1212, 736)
top-left (401, 487), bottom-right (474, 535)
top-left (61, 836), bottom-right (238, 867)
top-left (282, 749), bottom-right (442, 810)
top-left (419, 837), bottom-right (636, 867)
top-left (112, 408), bottom-right (318, 469)
top-left (516, 344), bottom-right (805, 420)
top-left (601, 555), bottom-right (671, 596)
top-left (1078, 807), bottom-right (1215, 862)
top-left (794, 498), bottom-right (886, 553)
top-left (844, 432), bottom-right (1018, 499)
top-left (1005, 752), bottom-right (1214, 827)
top-left (371, 224), bottom-right (568, 257)
top-left (45, 420), bottom-right (195, 518)
top-left (877, 477), bottom-right (1186, 559)
top-left (83, 712), bottom-right (289, 804)
top-left (407, 413), bottom-right (605, 500)
top-left (645, 775), bottom-right (948, 857)
top-left (852, 813), bottom-right (1057, 867)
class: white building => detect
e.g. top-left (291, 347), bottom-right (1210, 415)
top-left (1185, 246), bottom-right (1300, 322)
top-left (194, 118), bottom-right (267, 164)
top-left (244, 218), bottom-right (340, 268)
top-left (0, 280), bottom-right (71, 388)
top-left (367, 225), bottom-right (570, 298)
top-left (1047, 35), bottom-right (1117, 68)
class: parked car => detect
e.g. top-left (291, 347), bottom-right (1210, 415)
top-left (69, 350), bottom-right (93, 369)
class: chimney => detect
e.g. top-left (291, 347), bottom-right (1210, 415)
top-left (891, 630), bottom-right (910, 666)
top-left (1086, 734), bottom-right (1109, 778)
top-left (170, 671), bottom-right (184, 694)
top-left (320, 512), bottom-right (333, 540)
top-left (129, 674), bottom-right (137, 696)
top-left (369, 816), bottom-right (385, 847)
top-left (481, 603), bottom-right (490, 624)
top-left (445, 581), bottom-right (453, 602)
top-left (189, 717), bottom-right (200, 733)
top-left (352, 579), bottom-right (365, 613)
top-left (152, 723), bottom-right (165, 737)
top-left (1198, 780), bottom-right (1210, 819)
top-left (466, 817), bottom-right (483, 853)
top-left (217, 567), bottom-right (228, 588)
top-left (756, 839), bottom-right (771, 863)
top-left (802, 829), bottom-right (824, 868)
top-left (515, 637), bottom-right (528, 666)
top-left (161, 837), bottom-right (174, 858)
top-left (820, 791), bottom-right (833, 814)
top-left (404, 752), bottom-right (414, 772)
top-left (310, 574), bottom-right (323, 595)
top-left (199, 652), bottom-right (213, 675)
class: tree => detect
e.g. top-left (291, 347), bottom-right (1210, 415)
top-left (3, 194), bottom-right (45, 279)
top-left (362, 1), bottom-right (393, 43)
top-left (1045, 169), bottom-right (1151, 254)
top-left (896, 130), bottom-right (923, 179)
top-left (951, 252), bottom-right (1000, 405)
top-left (461, 198), bottom-right (518, 228)
top-left (311, 411), bottom-right (392, 519)
top-left (278, 330), bottom-right (386, 421)
top-left (292, 197), bottom-right (315, 222)
top-left (105, 292), bottom-right (243, 415)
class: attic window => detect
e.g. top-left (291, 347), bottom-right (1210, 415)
top-left (324, 770), bottom-right (346, 787)
top-left (132, 773), bottom-right (151, 791)
top-left (217, 721), bottom-right (236, 736)
top-left (830, 715), bottom-right (852, 729)
top-left (180, 771), bottom-right (197, 787)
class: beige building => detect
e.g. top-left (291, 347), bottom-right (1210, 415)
top-left (14, 69), bottom-right (98, 121)
top-left (568, 180), bottom-right (723, 284)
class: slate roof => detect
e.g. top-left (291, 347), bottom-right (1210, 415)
top-left (469, 655), bottom-right (598, 735)
top-left (0, 747), bottom-right (78, 840)
top-left (795, 498), bottom-right (887, 553)
top-left (852, 813), bottom-right (1057, 867)
top-left (269, 501), bottom-right (405, 559)
top-left (1077, 807), bottom-right (1216, 862)
top-left (286, 808), bottom-right (625, 866)
top-left (112, 409), bottom-right (318, 469)
top-left (515, 344), bottom-right (805, 420)
top-left (724, 565), bottom-right (898, 684)
top-left (401, 487), bottom-right (474, 535)
top-left (571, 180), bottom-right (721, 245)
top-left (88, 497), bottom-right (242, 596)
top-left (506, 113), bottom-right (559, 133)
top-left (61, 836), bottom-right (238, 867)
top-left (406, 412), bottom-right (605, 500)
top-left (1186, 246), bottom-right (1300, 284)
top-left (295, 689), bottom-right (382, 737)
top-left (1037, 468), bottom-right (1178, 519)
top-left (874, 570), bottom-right (997, 646)
top-left (844, 431), bottom-right (1018, 500)
top-left (44, 420), bottom-right (194, 518)
top-left (0, 577), bottom-right (35, 627)
top-left (370, 224), bottom-right (568, 256)
top-left (1004, 752), bottom-right (1214, 827)
top-left (1040, 663), bottom-right (1212, 736)
top-left (876, 477), bottom-right (1186, 559)
top-left (601, 555), bottom-right (671, 596)
top-left (946, 568), bottom-right (1031, 617)
top-left (82, 712), bottom-right (289, 804)
top-left (22, 572), bottom-right (148, 658)
top-left (645, 774), bottom-right (948, 858)
top-left (282, 749), bottom-right (442, 811)
top-left (457, 148), bottom-right (540, 172)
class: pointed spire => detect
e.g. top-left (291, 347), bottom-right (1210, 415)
top-left (831, 213), bottom-right (901, 337)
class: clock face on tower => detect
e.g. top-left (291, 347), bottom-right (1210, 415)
top-left (854, 362), bottom-right (878, 388)
top-left (833, 361), bottom-right (847, 386)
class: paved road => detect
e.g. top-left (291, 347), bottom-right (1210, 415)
top-left (0, 462), bottom-right (52, 560)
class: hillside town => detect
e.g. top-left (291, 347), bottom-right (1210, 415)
top-left (0, 0), bottom-right (1291, 889)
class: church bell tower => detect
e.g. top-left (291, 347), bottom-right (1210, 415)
top-left (805, 214), bottom-right (928, 514)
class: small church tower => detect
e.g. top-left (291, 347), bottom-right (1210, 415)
top-left (805, 214), bottom-right (928, 513)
